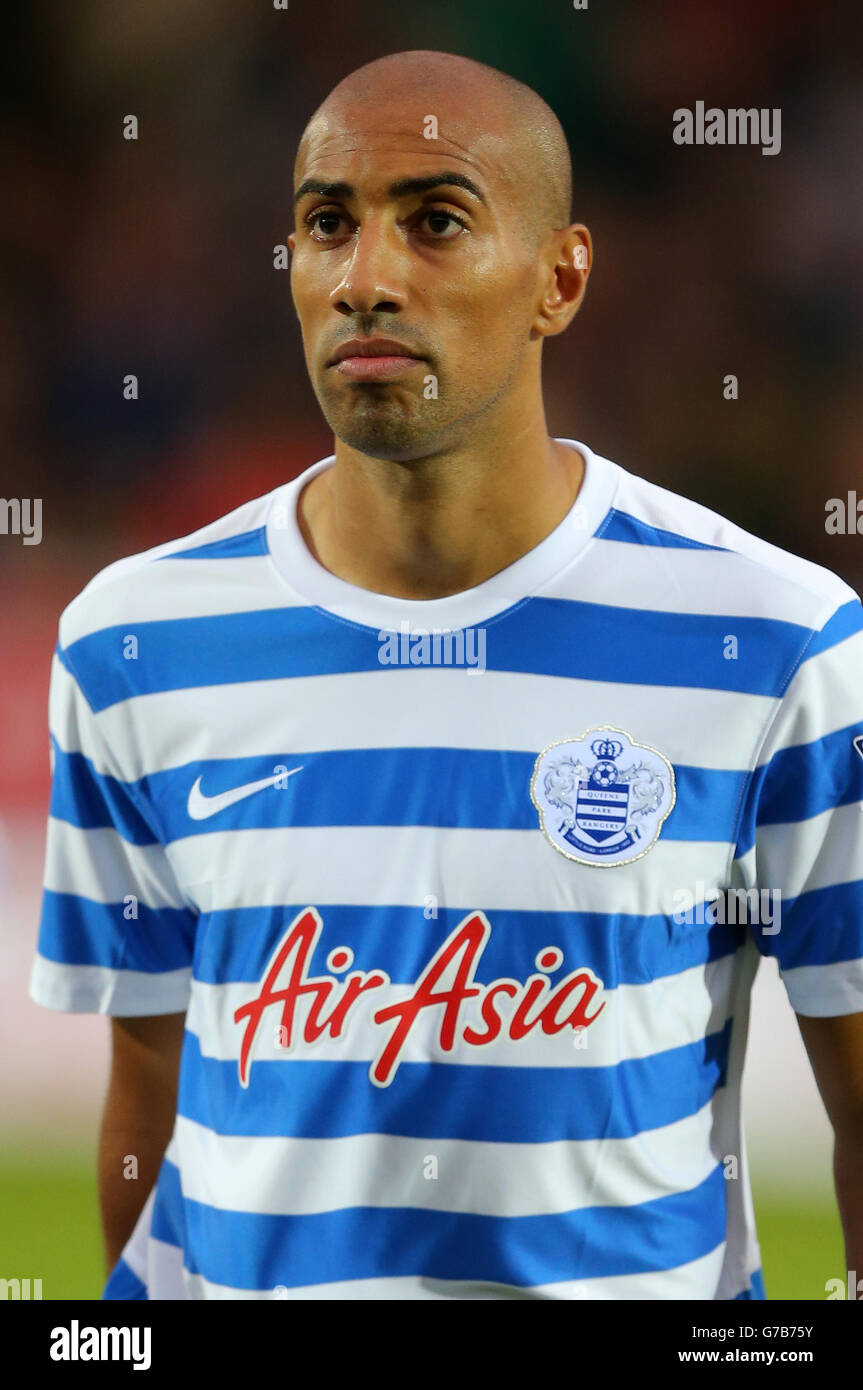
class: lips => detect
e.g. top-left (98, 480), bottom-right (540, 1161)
top-left (327, 337), bottom-right (427, 382)
top-left (327, 337), bottom-right (425, 366)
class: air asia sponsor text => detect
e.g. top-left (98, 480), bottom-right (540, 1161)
top-left (234, 909), bottom-right (606, 1087)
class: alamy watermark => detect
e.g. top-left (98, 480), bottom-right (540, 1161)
top-left (825, 492), bottom-right (863, 534)
top-left (825, 1271), bottom-right (863, 1299)
top-left (0, 1276), bottom-right (42, 1299)
top-left (378, 620), bottom-right (486, 673)
top-left (671, 881), bottom-right (781, 934)
top-left (0, 497), bottom-right (42, 545)
top-left (673, 102), bottom-right (781, 156)
top-left (50, 1321), bottom-right (151, 1370)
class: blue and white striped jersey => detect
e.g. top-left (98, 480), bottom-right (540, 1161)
top-left (30, 438), bottom-right (863, 1300)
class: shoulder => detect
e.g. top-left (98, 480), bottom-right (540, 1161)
top-left (57, 488), bottom-right (280, 652)
top-left (599, 451), bottom-right (860, 633)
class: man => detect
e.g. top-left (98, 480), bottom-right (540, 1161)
top-left (31, 50), bottom-right (863, 1300)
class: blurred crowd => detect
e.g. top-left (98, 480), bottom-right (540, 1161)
top-left (1, 0), bottom-right (861, 806)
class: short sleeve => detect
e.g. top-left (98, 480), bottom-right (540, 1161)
top-left (732, 596), bottom-right (863, 1016)
top-left (29, 643), bottom-right (197, 1016)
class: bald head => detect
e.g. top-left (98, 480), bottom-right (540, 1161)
top-left (289, 50), bottom-right (590, 464)
top-left (297, 50), bottom-right (573, 244)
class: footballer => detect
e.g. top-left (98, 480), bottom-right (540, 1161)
top-left (31, 51), bottom-right (863, 1300)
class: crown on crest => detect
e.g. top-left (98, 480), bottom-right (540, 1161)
top-left (591, 736), bottom-right (623, 761)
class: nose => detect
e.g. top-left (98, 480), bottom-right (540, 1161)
top-left (329, 215), bottom-right (409, 317)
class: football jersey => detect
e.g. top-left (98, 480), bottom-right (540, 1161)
top-left (30, 438), bottom-right (863, 1300)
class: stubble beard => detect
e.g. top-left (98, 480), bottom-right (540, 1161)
top-left (318, 379), bottom-right (456, 463)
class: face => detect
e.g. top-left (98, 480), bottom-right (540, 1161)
top-left (288, 104), bottom-right (557, 463)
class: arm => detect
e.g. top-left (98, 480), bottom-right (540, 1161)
top-left (796, 1011), bottom-right (863, 1280)
top-left (98, 1012), bottom-right (186, 1273)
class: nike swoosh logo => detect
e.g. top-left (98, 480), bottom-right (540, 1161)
top-left (187, 766), bottom-right (303, 821)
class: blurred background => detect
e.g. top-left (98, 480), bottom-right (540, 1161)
top-left (1, 0), bottom-right (862, 1298)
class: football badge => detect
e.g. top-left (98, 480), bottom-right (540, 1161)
top-left (531, 726), bottom-right (676, 867)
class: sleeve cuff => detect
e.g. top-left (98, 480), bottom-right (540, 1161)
top-left (29, 955), bottom-right (191, 1016)
top-left (781, 957), bottom-right (863, 1016)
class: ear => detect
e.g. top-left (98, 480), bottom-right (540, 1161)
top-left (533, 224), bottom-right (592, 339)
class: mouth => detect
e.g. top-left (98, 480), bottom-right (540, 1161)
top-left (326, 337), bottom-right (427, 382)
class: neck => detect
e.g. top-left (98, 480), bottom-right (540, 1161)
top-left (297, 407), bottom-right (585, 601)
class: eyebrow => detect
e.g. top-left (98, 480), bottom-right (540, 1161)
top-left (293, 171), bottom-right (488, 207)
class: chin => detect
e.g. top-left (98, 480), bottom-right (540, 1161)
top-left (327, 409), bottom-right (443, 464)
top-left (342, 439), bottom-right (434, 464)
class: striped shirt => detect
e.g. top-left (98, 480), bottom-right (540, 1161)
top-left (30, 437), bottom-right (863, 1300)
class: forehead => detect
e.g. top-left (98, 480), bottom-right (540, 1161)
top-left (295, 105), bottom-right (518, 205)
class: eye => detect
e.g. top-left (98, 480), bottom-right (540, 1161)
top-left (419, 209), bottom-right (467, 239)
top-left (305, 208), bottom-right (348, 240)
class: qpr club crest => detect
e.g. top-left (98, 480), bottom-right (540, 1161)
top-left (531, 726), bottom-right (676, 867)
